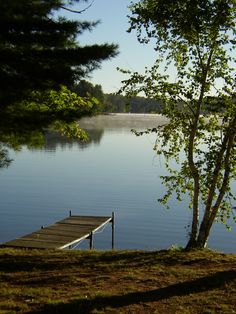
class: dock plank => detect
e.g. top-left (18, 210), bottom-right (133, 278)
top-left (4, 239), bottom-right (66, 249)
top-left (3, 214), bottom-right (113, 250)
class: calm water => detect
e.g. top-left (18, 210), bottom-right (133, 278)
top-left (0, 114), bottom-right (235, 252)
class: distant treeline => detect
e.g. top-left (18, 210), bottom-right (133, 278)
top-left (73, 80), bottom-right (162, 113)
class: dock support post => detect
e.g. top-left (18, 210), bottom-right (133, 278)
top-left (112, 212), bottom-right (115, 250)
top-left (89, 231), bottom-right (93, 250)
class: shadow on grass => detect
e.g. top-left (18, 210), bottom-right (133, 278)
top-left (0, 248), bottom-right (229, 275)
top-left (30, 270), bottom-right (236, 314)
top-left (0, 249), bottom-right (192, 273)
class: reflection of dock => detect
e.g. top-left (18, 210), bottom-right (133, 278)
top-left (3, 212), bottom-right (115, 250)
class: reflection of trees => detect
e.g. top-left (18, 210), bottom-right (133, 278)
top-left (0, 125), bottom-right (46, 168)
top-left (0, 114), bottom-right (164, 167)
top-left (0, 122), bottom-right (104, 167)
top-left (0, 145), bottom-right (12, 168)
top-left (0, 109), bottom-right (106, 168)
top-left (42, 129), bottom-right (104, 152)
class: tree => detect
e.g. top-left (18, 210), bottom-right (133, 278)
top-left (0, 0), bottom-right (118, 108)
top-left (0, 1), bottom-right (118, 168)
top-left (73, 80), bottom-right (104, 101)
top-left (120, 0), bottom-right (236, 249)
top-left (73, 80), bottom-right (105, 111)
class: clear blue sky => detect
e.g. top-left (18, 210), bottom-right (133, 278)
top-left (63, 0), bottom-right (157, 94)
top-left (63, 1), bottom-right (235, 95)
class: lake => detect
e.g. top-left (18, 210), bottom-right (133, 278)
top-left (0, 114), bottom-right (235, 252)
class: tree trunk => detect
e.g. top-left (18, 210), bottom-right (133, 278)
top-left (195, 220), bottom-right (211, 248)
top-left (186, 114), bottom-right (201, 250)
top-left (185, 220), bottom-right (211, 250)
top-left (185, 51), bottom-right (212, 250)
top-left (185, 206), bottom-right (199, 250)
top-left (185, 123), bottom-right (236, 250)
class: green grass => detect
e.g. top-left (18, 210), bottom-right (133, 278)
top-left (0, 248), bottom-right (235, 313)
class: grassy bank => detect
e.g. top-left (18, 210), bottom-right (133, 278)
top-left (0, 248), bottom-right (235, 313)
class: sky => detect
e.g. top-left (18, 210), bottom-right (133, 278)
top-left (60, 0), bottom-right (236, 95)
top-left (63, 0), bottom-right (157, 94)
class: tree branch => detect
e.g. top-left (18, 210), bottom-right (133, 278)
top-left (60, 0), bottom-right (95, 14)
top-left (195, 43), bottom-right (203, 69)
top-left (209, 118), bottom-right (236, 224)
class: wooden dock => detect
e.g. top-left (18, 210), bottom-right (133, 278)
top-left (3, 212), bottom-right (115, 250)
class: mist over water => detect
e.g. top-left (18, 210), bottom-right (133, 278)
top-left (0, 114), bottom-right (235, 252)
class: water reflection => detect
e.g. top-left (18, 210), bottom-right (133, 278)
top-left (30, 114), bottom-right (168, 152)
top-left (0, 145), bottom-right (12, 168)
top-left (0, 114), bottom-right (168, 158)
top-left (41, 129), bottom-right (104, 152)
